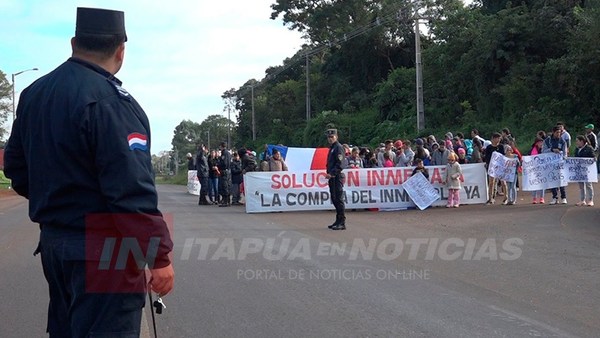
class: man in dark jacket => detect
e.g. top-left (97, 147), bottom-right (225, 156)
top-left (326, 129), bottom-right (347, 230)
top-left (217, 142), bottom-right (232, 207)
top-left (231, 151), bottom-right (243, 205)
top-left (3, 7), bottom-right (173, 337)
top-left (186, 152), bottom-right (195, 170)
top-left (196, 144), bottom-right (210, 205)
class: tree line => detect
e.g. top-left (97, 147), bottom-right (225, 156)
top-left (211, 0), bottom-right (598, 154)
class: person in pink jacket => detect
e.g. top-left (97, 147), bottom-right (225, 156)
top-left (529, 136), bottom-right (545, 204)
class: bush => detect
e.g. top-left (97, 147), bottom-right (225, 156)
top-left (155, 170), bottom-right (188, 185)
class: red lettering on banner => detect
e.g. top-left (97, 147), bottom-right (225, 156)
top-left (403, 169), bottom-right (413, 182)
top-left (347, 170), bottom-right (360, 187)
top-left (303, 173), bottom-right (316, 188)
top-left (431, 168), bottom-right (444, 184)
top-left (387, 169), bottom-right (403, 185)
top-left (271, 173), bottom-right (329, 189)
top-left (317, 173), bottom-right (329, 187)
top-left (368, 170), bottom-right (383, 186)
top-left (367, 169), bottom-right (405, 186)
top-left (271, 174), bottom-right (282, 189)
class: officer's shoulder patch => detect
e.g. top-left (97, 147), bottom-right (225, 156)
top-left (127, 132), bottom-right (148, 151)
top-left (107, 79), bottom-right (132, 101)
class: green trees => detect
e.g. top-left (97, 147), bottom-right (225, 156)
top-left (0, 71), bottom-right (12, 143)
top-left (170, 115), bottom-right (233, 160)
top-left (176, 0), bottom-right (600, 152)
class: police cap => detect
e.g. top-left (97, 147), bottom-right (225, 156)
top-left (76, 7), bottom-right (127, 41)
top-left (325, 129), bottom-right (338, 137)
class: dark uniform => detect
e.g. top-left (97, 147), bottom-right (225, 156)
top-left (326, 129), bottom-right (346, 230)
top-left (217, 144), bottom-right (232, 206)
top-left (230, 155), bottom-right (243, 204)
top-left (196, 146), bottom-right (210, 205)
top-left (4, 8), bottom-right (172, 337)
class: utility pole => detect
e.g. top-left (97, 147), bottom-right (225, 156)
top-left (413, 0), bottom-right (425, 132)
top-left (251, 84), bottom-right (256, 141)
top-left (305, 54), bottom-right (311, 122)
top-left (206, 130), bottom-right (210, 150)
top-left (227, 106), bottom-right (231, 147)
top-left (401, 2), bottom-right (426, 132)
top-left (415, 11), bottom-right (425, 132)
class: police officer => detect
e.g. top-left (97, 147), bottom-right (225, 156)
top-left (196, 144), bottom-right (210, 205)
top-left (326, 129), bottom-right (347, 230)
top-left (4, 7), bottom-right (174, 337)
top-left (218, 141), bottom-right (232, 207)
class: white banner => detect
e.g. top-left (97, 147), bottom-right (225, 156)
top-left (564, 157), bottom-right (598, 183)
top-left (187, 170), bottom-right (200, 195)
top-left (521, 153), bottom-right (568, 191)
top-left (487, 151), bottom-right (518, 182)
top-left (402, 172), bottom-right (440, 210)
top-left (243, 163), bottom-right (488, 213)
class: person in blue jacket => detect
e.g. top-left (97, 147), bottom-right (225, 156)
top-left (4, 7), bottom-right (174, 337)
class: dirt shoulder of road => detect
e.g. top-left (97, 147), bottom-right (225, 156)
top-left (0, 188), bottom-right (17, 198)
top-left (0, 188), bottom-right (26, 212)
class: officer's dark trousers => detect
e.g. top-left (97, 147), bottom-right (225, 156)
top-left (329, 175), bottom-right (346, 223)
top-left (219, 171), bottom-right (232, 203)
top-left (39, 228), bottom-right (144, 338)
top-left (199, 176), bottom-right (209, 202)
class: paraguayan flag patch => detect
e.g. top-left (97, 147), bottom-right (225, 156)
top-left (127, 132), bottom-right (148, 151)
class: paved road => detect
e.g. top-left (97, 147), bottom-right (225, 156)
top-left (1, 184), bottom-right (599, 337)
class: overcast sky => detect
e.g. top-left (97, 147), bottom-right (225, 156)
top-left (0, 0), bottom-right (304, 153)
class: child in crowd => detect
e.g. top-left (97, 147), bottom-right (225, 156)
top-left (529, 136), bottom-right (545, 204)
top-left (457, 148), bottom-right (468, 164)
top-left (411, 158), bottom-right (429, 179)
top-left (444, 153), bottom-right (463, 208)
top-left (503, 145), bottom-right (520, 205)
top-left (574, 135), bottom-right (595, 206)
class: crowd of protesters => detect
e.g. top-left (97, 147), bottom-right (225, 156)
top-left (192, 142), bottom-right (288, 207)
top-left (189, 121), bottom-right (597, 208)
top-left (341, 122), bottom-right (596, 207)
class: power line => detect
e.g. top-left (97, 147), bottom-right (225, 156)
top-left (261, 5), bottom-right (409, 83)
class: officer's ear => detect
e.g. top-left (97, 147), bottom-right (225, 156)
top-left (116, 43), bottom-right (125, 64)
top-left (112, 43), bottom-right (125, 74)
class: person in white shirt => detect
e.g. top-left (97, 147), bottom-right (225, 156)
top-left (557, 122), bottom-right (571, 156)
